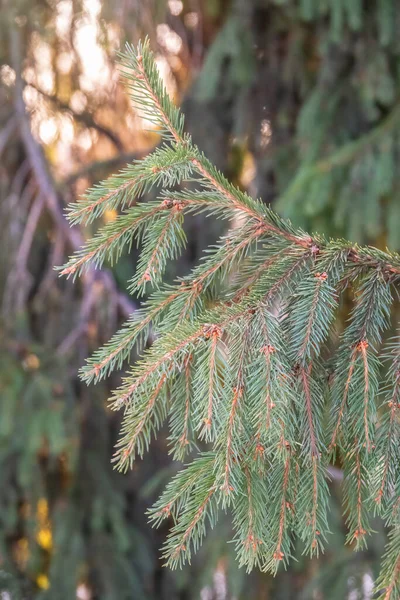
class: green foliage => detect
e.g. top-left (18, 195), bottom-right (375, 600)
top-left (207, 0), bottom-right (400, 250)
top-left (62, 40), bottom-right (400, 597)
top-left (0, 341), bottom-right (152, 599)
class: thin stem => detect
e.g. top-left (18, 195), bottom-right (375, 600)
top-left (359, 342), bottom-right (371, 452)
top-left (274, 455), bottom-right (291, 562)
top-left (170, 488), bottom-right (215, 561)
top-left (330, 349), bottom-right (357, 450)
top-left (384, 555), bottom-right (400, 600)
top-left (119, 374), bottom-right (167, 464)
top-left (222, 386), bottom-right (242, 494)
top-left (301, 367), bottom-right (318, 458)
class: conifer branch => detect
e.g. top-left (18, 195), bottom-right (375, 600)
top-left (271, 453), bottom-right (292, 569)
top-left (329, 348), bottom-right (357, 451)
top-left (373, 335), bottom-right (400, 510)
top-left (221, 384), bottom-right (242, 496)
top-left (61, 41), bottom-right (400, 590)
top-left (205, 331), bottom-right (219, 435)
top-left (149, 454), bottom-right (214, 526)
top-left (116, 374), bottom-right (167, 469)
top-left (165, 486), bottom-right (216, 568)
top-left (169, 353), bottom-right (193, 459)
top-left (235, 466), bottom-right (264, 570)
top-left (300, 367), bottom-right (319, 458)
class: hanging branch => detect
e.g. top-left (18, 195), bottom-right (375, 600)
top-left (61, 39), bottom-right (400, 596)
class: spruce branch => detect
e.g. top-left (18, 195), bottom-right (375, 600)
top-left (80, 222), bottom-right (269, 384)
top-left (66, 143), bottom-right (197, 226)
top-left (373, 334), bottom-right (400, 511)
top-left (119, 40), bottom-right (186, 144)
top-left (343, 445), bottom-right (371, 549)
top-left (267, 452), bottom-right (294, 572)
top-left (61, 40), bottom-right (400, 590)
top-left (376, 527), bottom-right (400, 600)
top-left (168, 353), bottom-right (193, 460)
top-left (232, 465), bottom-right (268, 571)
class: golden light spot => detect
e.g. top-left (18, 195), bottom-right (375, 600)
top-left (23, 354), bottom-right (40, 371)
top-left (36, 499), bottom-right (53, 550)
top-left (36, 574), bottom-right (50, 590)
top-left (103, 209), bottom-right (118, 223)
top-left (36, 528), bottom-right (53, 551)
top-left (240, 152), bottom-right (256, 188)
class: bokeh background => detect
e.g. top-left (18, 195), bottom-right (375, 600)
top-left (1, 1), bottom-right (400, 598)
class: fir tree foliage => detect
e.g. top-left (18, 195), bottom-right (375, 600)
top-left (62, 40), bottom-right (400, 596)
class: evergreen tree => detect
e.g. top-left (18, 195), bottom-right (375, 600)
top-left (63, 40), bottom-right (400, 598)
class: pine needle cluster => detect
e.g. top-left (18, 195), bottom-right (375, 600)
top-left (61, 40), bottom-right (400, 597)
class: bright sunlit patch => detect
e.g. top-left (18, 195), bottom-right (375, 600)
top-left (213, 562), bottom-right (227, 600)
top-left (77, 583), bottom-right (92, 600)
top-left (31, 35), bottom-right (54, 94)
top-left (200, 587), bottom-right (212, 600)
top-left (85, 0), bottom-right (101, 17)
top-left (57, 52), bottom-right (73, 74)
top-left (157, 24), bottom-right (183, 55)
top-left (184, 12), bottom-right (199, 28)
top-left (362, 572), bottom-right (374, 600)
top-left (168, 0), bottom-right (183, 16)
top-left (55, 0), bottom-right (73, 37)
top-left (23, 85), bottom-right (40, 110)
top-left (77, 130), bottom-right (93, 151)
top-left (70, 90), bottom-right (88, 114)
top-left (0, 65), bottom-right (16, 87)
top-left (39, 118), bottom-right (58, 145)
top-left (74, 0), bottom-right (110, 92)
top-left (106, 22), bottom-right (121, 51)
top-left (260, 119), bottom-right (272, 148)
top-left (60, 115), bottom-right (75, 144)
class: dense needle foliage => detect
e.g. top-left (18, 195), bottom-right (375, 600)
top-left (62, 40), bottom-right (400, 597)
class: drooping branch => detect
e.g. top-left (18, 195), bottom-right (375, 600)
top-left (60, 40), bottom-right (400, 590)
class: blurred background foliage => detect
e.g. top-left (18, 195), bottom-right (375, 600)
top-left (0, 0), bottom-right (399, 598)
